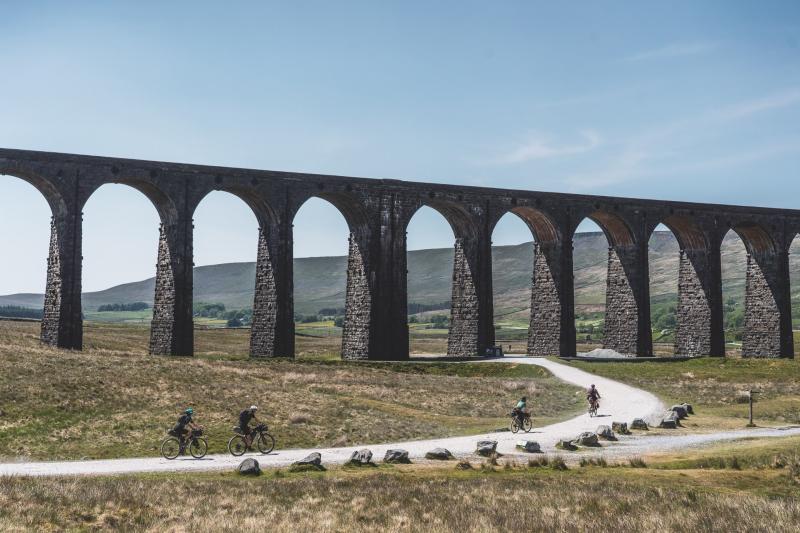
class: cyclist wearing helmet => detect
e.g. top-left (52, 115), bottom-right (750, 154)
top-left (238, 405), bottom-right (260, 446)
top-left (173, 407), bottom-right (199, 446)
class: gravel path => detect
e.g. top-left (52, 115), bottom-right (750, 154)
top-left (2, 357), bottom-right (798, 476)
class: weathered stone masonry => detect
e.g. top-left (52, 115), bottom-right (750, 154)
top-left (0, 147), bottom-right (796, 360)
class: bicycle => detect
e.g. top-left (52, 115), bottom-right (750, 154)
top-left (227, 423), bottom-right (276, 456)
top-left (510, 410), bottom-right (533, 433)
top-left (588, 399), bottom-right (599, 417)
top-left (161, 427), bottom-right (208, 460)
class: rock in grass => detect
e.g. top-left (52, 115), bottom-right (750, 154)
top-left (237, 458), bottom-right (261, 476)
top-left (383, 449), bottom-right (411, 464)
top-left (611, 421), bottom-right (630, 435)
top-left (289, 452), bottom-right (325, 472)
top-left (573, 432), bottom-right (600, 447)
top-left (556, 439), bottom-right (578, 451)
top-left (476, 440), bottom-right (498, 456)
top-left (630, 418), bottom-right (649, 430)
top-left (425, 448), bottom-right (454, 460)
top-left (670, 405), bottom-right (689, 419)
top-left (660, 412), bottom-right (681, 429)
top-left (347, 449), bottom-right (373, 466)
top-left (516, 440), bottom-right (541, 453)
top-left (682, 403), bottom-right (694, 415)
top-left (595, 425), bottom-right (617, 441)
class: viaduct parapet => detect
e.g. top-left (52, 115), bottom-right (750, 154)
top-left (1, 148), bottom-right (797, 359)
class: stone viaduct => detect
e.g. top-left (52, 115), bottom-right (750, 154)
top-left (1, 148), bottom-right (797, 359)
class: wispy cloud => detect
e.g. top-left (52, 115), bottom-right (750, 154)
top-left (494, 130), bottom-right (601, 164)
top-left (623, 41), bottom-right (718, 62)
top-left (563, 88), bottom-right (800, 189)
top-left (714, 89), bottom-right (800, 121)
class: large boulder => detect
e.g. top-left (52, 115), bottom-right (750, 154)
top-left (476, 440), bottom-right (498, 457)
top-left (237, 458), bottom-right (261, 476)
top-left (595, 425), bottom-right (617, 441)
top-left (611, 421), bottom-right (630, 435)
top-left (630, 418), bottom-right (649, 430)
top-left (425, 448), bottom-right (454, 460)
top-left (670, 405), bottom-right (689, 419)
top-left (660, 412), bottom-right (681, 429)
top-left (289, 452), bottom-right (325, 472)
top-left (682, 403), bottom-right (694, 415)
top-left (383, 449), bottom-right (411, 464)
top-left (347, 449), bottom-right (373, 466)
top-left (573, 432), bottom-right (600, 447)
top-left (556, 439), bottom-right (577, 451)
top-left (516, 440), bottom-right (542, 453)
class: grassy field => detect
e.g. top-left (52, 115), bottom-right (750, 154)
top-left (565, 356), bottom-right (800, 426)
top-left (0, 321), bottom-right (582, 461)
top-left (1, 439), bottom-right (798, 532)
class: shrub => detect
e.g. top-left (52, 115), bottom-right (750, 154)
top-left (628, 457), bottom-right (647, 468)
top-left (550, 456), bottom-right (568, 471)
top-left (527, 456), bottom-right (549, 468)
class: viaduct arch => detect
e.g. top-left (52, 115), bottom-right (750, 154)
top-left (0, 148), bottom-right (796, 359)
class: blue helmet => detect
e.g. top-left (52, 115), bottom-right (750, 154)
top-left (185, 407), bottom-right (193, 415)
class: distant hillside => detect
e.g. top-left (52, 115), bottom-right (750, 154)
top-left (2, 232), bottom-right (798, 319)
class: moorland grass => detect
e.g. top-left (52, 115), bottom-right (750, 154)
top-left (1, 461), bottom-right (799, 531)
top-left (0, 322), bottom-right (582, 461)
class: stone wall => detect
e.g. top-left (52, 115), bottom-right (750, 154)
top-left (742, 254), bottom-right (782, 357)
top-left (528, 244), bottom-right (561, 356)
top-left (40, 218), bottom-right (62, 346)
top-left (341, 233), bottom-right (372, 360)
top-left (448, 238), bottom-right (480, 357)
top-left (149, 224), bottom-right (176, 356)
top-left (603, 247), bottom-right (639, 355)
top-left (250, 226), bottom-right (278, 357)
top-left (675, 250), bottom-right (712, 356)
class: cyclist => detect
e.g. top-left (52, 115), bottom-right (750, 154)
top-left (238, 405), bottom-right (260, 447)
top-left (587, 384), bottom-right (601, 410)
top-left (512, 396), bottom-right (529, 425)
top-left (172, 407), bottom-right (199, 447)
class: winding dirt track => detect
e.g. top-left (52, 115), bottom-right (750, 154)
top-left (2, 357), bottom-right (798, 476)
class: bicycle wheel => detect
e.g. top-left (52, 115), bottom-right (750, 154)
top-left (510, 418), bottom-right (520, 434)
top-left (256, 432), bottom-right (276, 454)
top-left (190, 437), bottom-right (208, 459)
top-left (228, 435), bottom-right (248, 456)
top-left (161, 437), bottom-right (181, 460)
top-left (522, 417), bottom-right (533, 432)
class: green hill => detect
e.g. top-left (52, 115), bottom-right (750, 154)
top-left (1, 232), bottom-right (798, 323)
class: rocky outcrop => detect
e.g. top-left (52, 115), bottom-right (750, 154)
top-left (595, 425), bottom-right (617, 441)
top-left (556, 439), bottom-right (578, 451)
top-left (347, 449), bottom-right (374, 466)
top-left (515, 441), bottom-right (542, 453)
top-left (630, 418), bottom-right (649, 430)
top-left (237, 458), bottom-right (261, 476)
top-left (660, 412), bottom-right (681, 429)
top-left (289, 452), bottom-right (325, 472)
top-left (425, 448), bottom-right (454, 460)
top-left (383, 449), bottom-right (411, 464)
top-left (573, 432), bottom-right (600, 447)
top-left (611, 421), bottom-right (630, 434)
top-left (476, 440), bottom-right (498, 457)
top-left (670, 405), bottom-right (689, 419)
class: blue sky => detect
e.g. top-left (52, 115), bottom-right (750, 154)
top-left (1, 1), bottom-right (799, 292)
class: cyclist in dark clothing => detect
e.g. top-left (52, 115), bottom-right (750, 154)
top-left (173, 408), bottom-right (198, 445)
top-left (238, 405), bottom-right (260, 447)
top-left (587, 385), bottom-right (601, 408)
